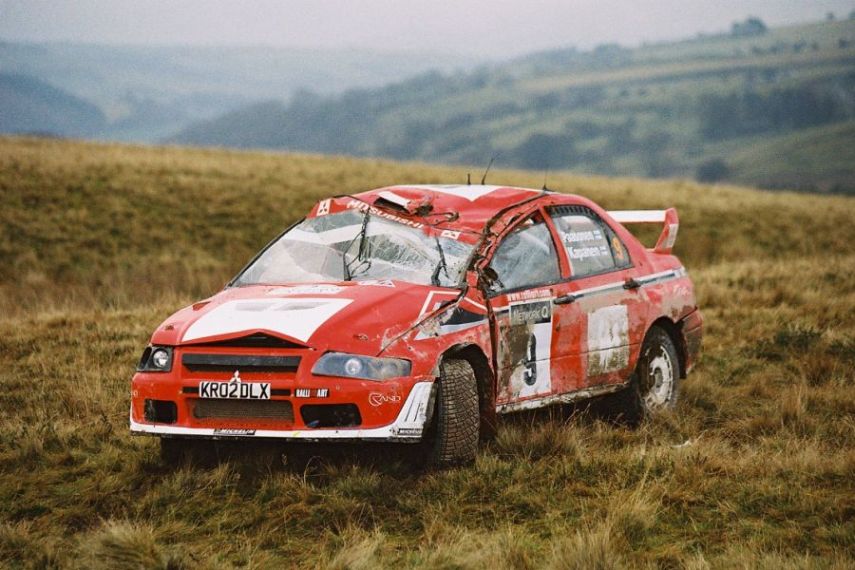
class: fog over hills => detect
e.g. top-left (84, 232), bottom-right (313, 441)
top-left (171, 19), bottom-right (855, 194)
top-left (0, 41), bottom-right (477, 141)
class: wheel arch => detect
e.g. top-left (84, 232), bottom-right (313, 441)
top-left (441, 343), bottom-right (497, 441)
top-left (645, 316), bottom-right (688, 379)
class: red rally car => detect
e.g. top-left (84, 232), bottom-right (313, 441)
top-left (131, 184), bottom-right (702, 466)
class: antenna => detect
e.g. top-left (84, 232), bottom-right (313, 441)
top-left (480, 155), bottom-right (496, 185)
top-left (467, 172), bottom-right (471, 185)
top-left (542, 165), bottom-right (550, 191)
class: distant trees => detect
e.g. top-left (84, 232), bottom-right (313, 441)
top-left (731, 17), bottom-right (768, 37)
top-left (697, 84), bottom-right (851, 140)
top-left (513, 133), bottom-right (578, 170)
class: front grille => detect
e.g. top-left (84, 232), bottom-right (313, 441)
top-left (194, 399), bottom-right (294, 421)
top-left (182, 353), bottom-right (300, 372)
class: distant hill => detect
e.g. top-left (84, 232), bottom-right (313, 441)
top-left (0, 42), bottom-right (477, 141)
top-left (171, 19), bottom-right (855, 194)
top-left (0, 72), bottom-right (106, 136)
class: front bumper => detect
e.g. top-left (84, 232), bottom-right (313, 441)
top-left (130, 381), bottom-right (434, 442)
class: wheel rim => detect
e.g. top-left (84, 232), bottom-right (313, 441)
top-left (643, 346), bottom-right (674, 410)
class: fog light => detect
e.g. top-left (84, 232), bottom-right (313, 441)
top-left (151, 348), bottom-right (170, 369)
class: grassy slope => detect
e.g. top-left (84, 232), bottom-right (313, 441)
top-left (0, 137), bottom-right (854, 568)
top-left (724, 121), bottom-right (855, 192)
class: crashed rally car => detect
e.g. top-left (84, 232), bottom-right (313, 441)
top-left (131, 184), bottom-right (702, 465)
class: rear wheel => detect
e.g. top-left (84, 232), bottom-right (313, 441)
top-left (427, 359), bottom-right (480, 467)
top-left (603, 326), bottom-right (680, 426)
top-left (638, 327), bottom-right (680, 413)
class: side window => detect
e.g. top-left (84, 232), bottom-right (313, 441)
top-left (549, 206), bottom-right (630, 278)
top-left (488, 216), bottom-right (561, 294)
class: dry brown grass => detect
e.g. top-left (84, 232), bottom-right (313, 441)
top-left (0, 136), bottom-right (853, 568)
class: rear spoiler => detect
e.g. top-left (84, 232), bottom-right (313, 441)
top-left (607, 208), bottom-right (679, 254)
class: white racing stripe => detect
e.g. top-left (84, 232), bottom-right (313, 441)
top-left (403, 184), bottom-right (531, 202)
top-left (182, 297), bottom-right (353, 343)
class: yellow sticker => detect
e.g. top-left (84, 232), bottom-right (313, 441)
top-left (612, 236), bottom-right (625, 261)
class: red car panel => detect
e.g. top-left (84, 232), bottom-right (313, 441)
top-left (130, 185), bottom-right (702, 442)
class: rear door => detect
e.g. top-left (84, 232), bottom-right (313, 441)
top-left (484, 212), bottom-right (563, 405)
top-left (547, 205), bottom-right (648, 387)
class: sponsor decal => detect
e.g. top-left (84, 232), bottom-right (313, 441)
top-left (213, 428), bottom-right (256, 436)
top-left (506, 288), bottom-right (551, 303)
top-left (368, 392), bottom-right (402, 407)
top-left (587, 305), bottom-right (630, 375)
top-left (316, 388), bottom-right (330, 398)
top-left (395, 427), bottom-right (423, 436)
top-left (499, 299), bottom-right (553, 399)
top-left (268, 284), bottom-right (343, 296)
top-left (612, 236), bottom-right (625, 262)
top-left (295, 388), bottom-right (311, 398)
top-left (440, 229), bottom-right (461, 239)
top-left (316, 198), bottom-right (331, 216)
top-left (357, 279), bottom-right (396, 288)
top-left (345, 199), bottom-right (423, 229)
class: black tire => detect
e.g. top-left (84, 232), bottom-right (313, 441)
top-left (604, 326), bottom-right (680, 426)
top-left (427, 359), bottom-right (480, 467)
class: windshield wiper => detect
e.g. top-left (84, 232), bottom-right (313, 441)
top-left (342, 209), bottom-right (371, 281)
top-left (431, 236), bottom-right (449, 286)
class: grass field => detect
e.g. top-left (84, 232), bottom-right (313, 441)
top-left (1, 137), bottom-right (854, 568)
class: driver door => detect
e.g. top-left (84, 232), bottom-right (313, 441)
top-left (485, 212), bottom-right (563, 405)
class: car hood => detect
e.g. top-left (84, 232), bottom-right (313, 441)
top-left (150, 280), bottom-right (461, 354)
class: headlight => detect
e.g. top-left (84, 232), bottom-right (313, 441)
top-left (311, 352), bottom-right (411, 381)
top-left (137, 346), bottom-right (173, 372)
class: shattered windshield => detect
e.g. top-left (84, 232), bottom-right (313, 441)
top-left (235, 209), bottom-right (474, 288)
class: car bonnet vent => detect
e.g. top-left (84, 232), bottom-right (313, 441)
top-left (190, 333), bottom-right (305, 349)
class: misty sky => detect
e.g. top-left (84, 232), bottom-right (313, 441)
top-left (1, 0), bottom-right (853, 57)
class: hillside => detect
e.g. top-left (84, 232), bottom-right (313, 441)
top-left (0, 41), bottom-right (476, 141)
top-left (0, 137), bottom-right (854, 568)
top-left (172, 19), bottom-right (855, 194)
top-left (0, 72), bottom-right (106, 136)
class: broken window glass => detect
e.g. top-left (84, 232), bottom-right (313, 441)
top-left (235, 210), bottom-right (473, 288)
top-left (488, 218), bottom-right (561, 294)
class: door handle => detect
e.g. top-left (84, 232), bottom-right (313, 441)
top-left (553, 293), bottom-right (577, 305)
top-left (623, 278), bottom-right (641, 290)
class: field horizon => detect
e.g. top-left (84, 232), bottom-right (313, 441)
top-left (1, 136), bottom-right (853, 568)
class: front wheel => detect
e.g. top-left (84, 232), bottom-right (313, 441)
top-left (426, 359), bottom-right (480, 467)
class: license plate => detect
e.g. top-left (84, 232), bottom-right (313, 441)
top-left (199, 380), bottom-right (270, 399)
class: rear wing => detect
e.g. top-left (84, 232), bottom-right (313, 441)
top-left (607, 208), bottom-right (679, 255)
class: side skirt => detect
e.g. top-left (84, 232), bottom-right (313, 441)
top-left (496, 382), bottom-right (627, 414)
